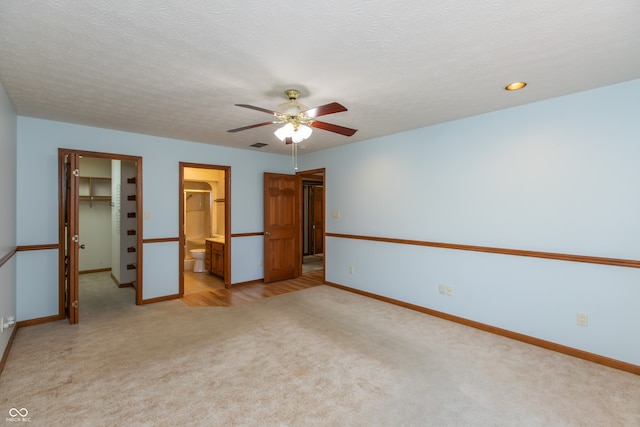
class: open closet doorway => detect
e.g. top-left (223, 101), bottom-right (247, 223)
top-left (58, 149), bottom-right (143, 324)
top-left (298, 168), bottom-right (325, 277)
top-left (179, 163), bottom-right (231, 296)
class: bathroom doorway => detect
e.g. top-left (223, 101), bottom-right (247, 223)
top-left (179, 163), bottom-right (231, 296)
top-left (58, 149), bottom-right (143, 324)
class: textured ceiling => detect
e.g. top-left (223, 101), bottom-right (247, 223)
top-left (1, 1), bottom-right (639, 155)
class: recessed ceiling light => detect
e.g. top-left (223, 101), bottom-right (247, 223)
top-left (505, 82), bottom-right (527, 91)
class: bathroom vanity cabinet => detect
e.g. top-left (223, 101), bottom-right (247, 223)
top-left (205, 239), bottom-right (224, 277)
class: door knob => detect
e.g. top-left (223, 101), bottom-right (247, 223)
top-left (265, 231), bottom-right (271, 236)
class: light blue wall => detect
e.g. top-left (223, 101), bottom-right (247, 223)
top-left (16, 118), bottom-right (292, 312)
top-left (0, 80), bottom-right (17, 355)
top-left (301, 80), bottom-right (640, 365)
top-left (12, 80), bottom-right (640, 366)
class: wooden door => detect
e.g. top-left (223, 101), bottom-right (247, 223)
top-left (59, 150), bottom-right (80, 324)
top-left (312, 186), bottom-right (324, 254)
top-left (264, 172), bottom-right (302, 283)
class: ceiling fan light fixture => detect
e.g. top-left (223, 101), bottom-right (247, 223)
top-left (277, 89), bottom-right (307, 116)
top-left (274, 123), bottom-right (294, 141)
top-left (277, 101), bottom-right (306, 116)
top-left (231, 89), bottom-right (355, 171)
top-left (274, 123), bottom-right (313, 143)
top-left (295, 124), bottom-right (313, 142)
top-left (229, 88), bottom-right (356, 171)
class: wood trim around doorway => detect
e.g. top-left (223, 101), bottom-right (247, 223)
top-left (297, 168), bottom-right (326, 283)
top-left (179, 162), bottom-right (232, 293)
top-left (58, 148), bottom-right (144, 323)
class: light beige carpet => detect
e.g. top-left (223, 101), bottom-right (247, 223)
top-left (1, 273), bottom-right (639, 426)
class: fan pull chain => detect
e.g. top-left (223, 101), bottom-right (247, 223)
top-left (292, 142), bottom-right (298, 170)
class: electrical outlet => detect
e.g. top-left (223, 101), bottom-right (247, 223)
top-left (446, 286), bottom-right (453, 296)
top-left (577, 312), bottom-right (588, 327)
top-left (1, 316), bottom-right (16, 332)
top-left (438, 285), bottom-right (445, 295)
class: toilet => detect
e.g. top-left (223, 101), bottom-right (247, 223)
top-left (189, 248), bottom-right (206, 273)
top-left (183, 258), bottom-right (195, 271)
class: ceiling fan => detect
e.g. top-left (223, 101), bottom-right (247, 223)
top-left (227, 89), bottom-right (357, 144)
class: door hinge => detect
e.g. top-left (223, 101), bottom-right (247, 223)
top-left (71, 300), bottom-right (79, 308)
top-left (72, 235), bottom-right (79, 242)
top-left (72, 169), bottom-right (79, 177)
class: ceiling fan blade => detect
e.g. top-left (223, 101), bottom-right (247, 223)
top-left (227, 121), bottom-right (277, 133)
top-left (235, 104), bottom-right (279, 115)
top-left (310, 120), bottom-right (358, 136)
top-left (303, 102), bottom-right (347, 118)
